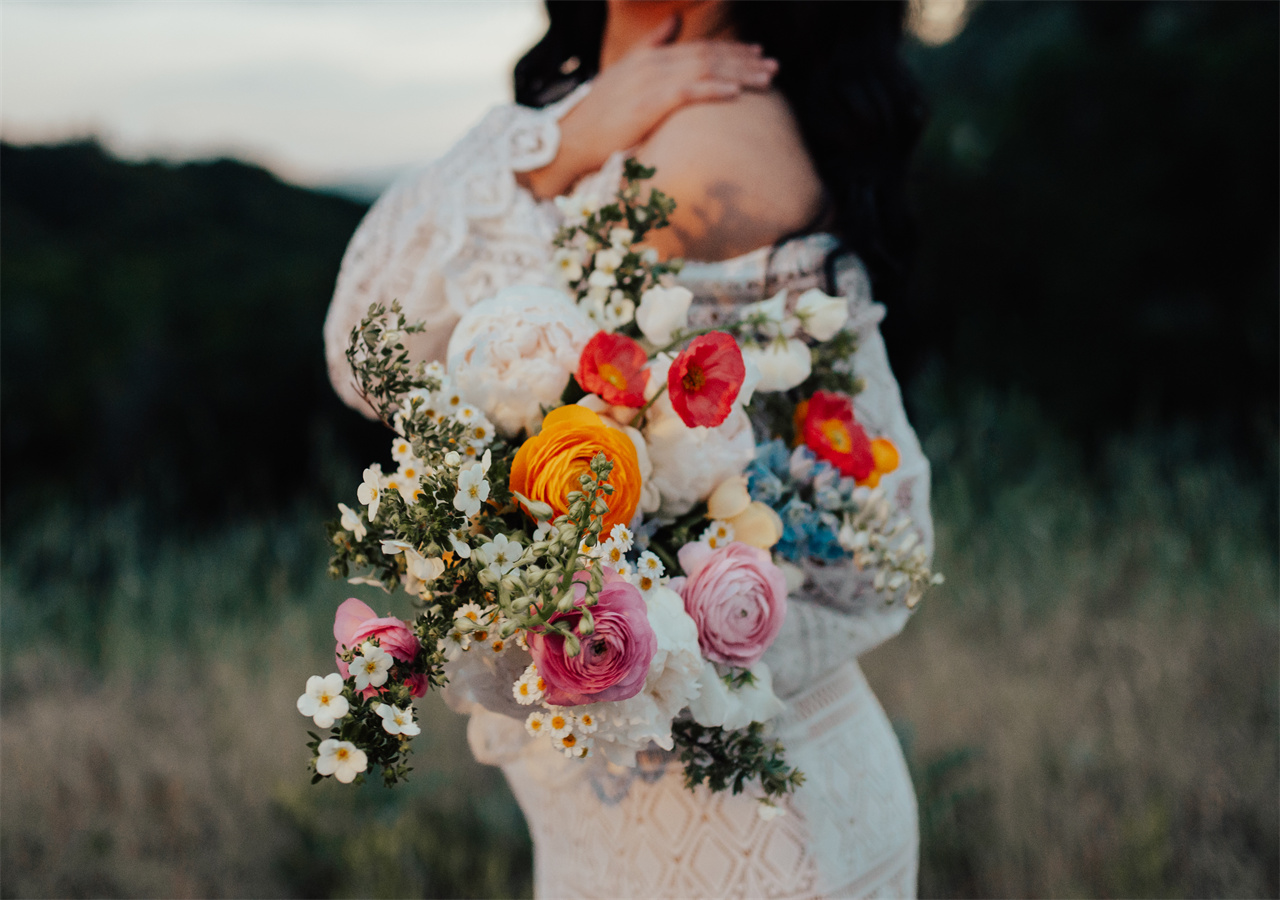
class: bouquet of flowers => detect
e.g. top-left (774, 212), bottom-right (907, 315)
top-left (299, 161), bottom-right (940, 815)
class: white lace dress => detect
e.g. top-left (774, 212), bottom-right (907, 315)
top-left (324, 87), bottom-right (931, 900)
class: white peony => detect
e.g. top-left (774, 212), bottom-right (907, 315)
top-left (688, 661), bottom-right (785, 732)
top-left (741, 337), bottom-right (812, 393)
top-left (447, 285), bottom-right (595, 437)
top-left (635, 285), bottom-right (693, 347)
top-left (793, 288), bottom-right (848, 341)
top-left (586, 586), bottom-right (704, 766)
top-left (642, 363), bottom-right (757, 515)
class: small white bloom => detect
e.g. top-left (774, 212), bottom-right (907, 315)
top-left (598, 539), bottom-right (628, 568)
top-left (390, 437), bottom-right (414, 463)
top-left (637, 551), bottom-right (665, 577)
top-left (742, 337), bottom-right (812, 392)
top-left (635, 285), bottom-right (693, 347)
top-left (357, 467), bottom-right (383, 520)
top-left (739, 289), bottom-right (788, 336)
top-left (555, 732), bottom-right (591, 758)
top-left (600, 297), bottom-right (635, 331)
top-left (593, 247), bottom-right (623, 275)
top-left (552, 246), bottom-right (585, 284)
top-left (554, 194), bottom-right (595, 225)
top-left (297, 673), bottom-right (350, 728)
top-left (793, 288), bottom-right (848, 341)
top-left (424, 360), bottom-right (447, 380)
top-left (545, 710), bottom-right (572, 740)
top-left (337, 503), bottom-right (366, 541)
top-left (315, 739), bottom-right (367, 784)
top-left (453, 403), bottom-right (480, 423)
top-left (587, 268), bottom-right (616, 290)
top-left (444, 450), bottom-right (462, 467)
top-left (757, 800), bottom-right (786, 821)
top-left (442, 628), bottom-right (470, 660)
top-left (351, 642), bottom-right (393, 691)
top-left (453, 463), bottom-right (489, 517)
top-left (532, 519), bottom-right (553, 542)
top-left (525, 711), bottom-right (549, 737)
top-left (476, 533), bottom-right (523, 576)
top-left (606, 524), bottom-right (634, 553)
top-left (448, 530), bottom-right (473, 559)
top-left (575, 710), bottom-right (599, 734)
top-left (377, 703), bottom-right (421, 737)
top-left (641, 247), bottom-right (659, 265)
top-left (701, 520), bottom-right (735, 550)
top-left (609, 227), bottom-right (634, 249)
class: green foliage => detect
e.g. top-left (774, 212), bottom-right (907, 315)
top-left (672, 719), bottom-right (804, 802)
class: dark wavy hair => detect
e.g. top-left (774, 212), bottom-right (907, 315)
top-left (514, 0), bottom-right (926, 306)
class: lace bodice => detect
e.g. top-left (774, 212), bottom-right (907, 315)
top-left (325, 90), bottom-right (927, 899)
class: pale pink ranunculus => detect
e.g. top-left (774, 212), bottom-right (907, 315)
top-left (674, 541), bottom-right (788, 668)
top-left (333, 597), bottom-right (425, 698)
top-left (527, 573), bottom-right (657, 707)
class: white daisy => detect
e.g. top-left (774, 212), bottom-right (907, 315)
top-left (545, 710), bottom-right (572, 740)
top-left (525, 711), bottom-right (549, 738)
top-left (391, 437), bottom-right (414, 463)
top-left (453, 463), bottom-right (489, 517)
top-left (701, 520), bottom-right (735, 550)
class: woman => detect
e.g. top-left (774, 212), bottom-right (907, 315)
top-left (325, 2), bottom-right (931, 896)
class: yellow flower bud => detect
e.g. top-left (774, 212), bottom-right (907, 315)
top-left (729, 501), bottom-right (784, 550)
top-left (706, 475), bottom-right (752, 521)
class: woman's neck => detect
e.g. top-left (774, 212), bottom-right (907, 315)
top-left (599, 1), bottom-right (736, 70)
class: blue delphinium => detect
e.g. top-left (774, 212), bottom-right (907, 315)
top-left (748, 439), bottom-right (861, 564)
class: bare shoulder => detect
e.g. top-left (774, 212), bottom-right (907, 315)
top-left (635, 90), bottom-right (825, 262)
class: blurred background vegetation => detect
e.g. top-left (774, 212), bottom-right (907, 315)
top-left (2, 2), bottom-right (1276, 897)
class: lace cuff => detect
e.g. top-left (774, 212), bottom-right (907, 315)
top-left (323, 84), bottom-right (592, 415)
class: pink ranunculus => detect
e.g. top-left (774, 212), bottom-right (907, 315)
top-left (333, 597), bottom-right (425, 698)
top-left (676, 541), bottom-right (788, 668)
top-left (527, 573), bottom-right (657, 707)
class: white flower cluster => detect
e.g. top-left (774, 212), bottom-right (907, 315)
top-left (739, 288), bottom-right (850, 393)
top-left (444, 601), bottom-right (514, 660)
top-left (551, 212), bottom-right (652, 333)
top-left (525, 706), bottom-right (598, 759)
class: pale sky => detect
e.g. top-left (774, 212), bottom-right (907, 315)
top-left (0, 1), bottom-right (967, 196)
top-left (1, 0), bottom-right (548, 194)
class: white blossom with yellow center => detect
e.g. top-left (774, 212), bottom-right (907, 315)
top-left (296, 673), bottom-right (350, 728)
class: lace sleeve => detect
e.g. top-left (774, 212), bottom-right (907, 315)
top-left (762, 259), bottom-right (934, 699)
top-left (322, 85), bottom-right (592, 415)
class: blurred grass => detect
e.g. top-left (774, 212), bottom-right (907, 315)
top-left (2, 389), bottom-right (1276, 898)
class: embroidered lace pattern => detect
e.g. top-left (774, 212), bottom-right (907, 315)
top-left (325, 96), bottom-right (930, 899)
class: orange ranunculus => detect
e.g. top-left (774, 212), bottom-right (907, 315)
top-left (509, 405), bottom-right (642, 529)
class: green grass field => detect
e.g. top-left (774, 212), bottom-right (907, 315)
top-left (2, 392), bottom-right (1275, 899)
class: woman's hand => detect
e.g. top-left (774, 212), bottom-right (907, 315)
top-left (519, 18), bottom-right (778, 200)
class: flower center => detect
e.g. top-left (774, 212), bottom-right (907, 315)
top-left (820, 419), bottom-right (853, 454)
top-left (592, 639), bottom-right (608, 656)
top-left (335, 747), bottom-right (349, 761)
top-left (562, 734), bottom-right (578, 748)
top-left (681, 364), bottom-right (706, 392)
top-left (597, 363), bottom-right (629, 390)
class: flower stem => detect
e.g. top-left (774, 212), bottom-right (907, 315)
top-left (629, 382), bottom-right (669, 429)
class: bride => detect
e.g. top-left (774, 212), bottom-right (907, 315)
top-left (324, 1), bottom-right (931, 896)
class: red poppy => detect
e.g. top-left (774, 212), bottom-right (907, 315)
top-left (576, 331), bottom-right (650, 407)
top-left (802, 390), bottom-right (875, 479)
top-left (667, 332), bottom-right (746, 428)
